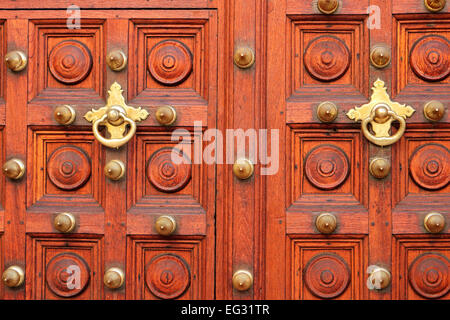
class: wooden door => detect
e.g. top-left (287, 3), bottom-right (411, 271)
top-left (266, 0), bottom-right (450, 300)
top-left (0, 1), bottom-right (220, 300)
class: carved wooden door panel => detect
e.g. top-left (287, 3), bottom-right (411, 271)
top-left (266, 0), bottom-right (449, 300)
top-left (0, 2), bottom-right (217, 300)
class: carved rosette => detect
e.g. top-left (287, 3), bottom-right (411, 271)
top-left (304, 145), bottom-right (350, 190)
top-left (409, 144), bottom-right (449, 190)
top-left (303, 253), bottom-right (351, 299)
top-left (410, 35), bottom-right (450, 82)
top-left (48, 40), bottom-right (93, 84)
top-left (47, 146), bottom-right (91, 191)
top-left (147, 147), bottom-right (192, 193)
top-left (148, 40), bottom-right (193, 85)
top-left (409, 253), bottom-right (449, 299)
top-left (46, 252), bottom-right (90, 298)
top-left (145, 254), bottom-right (191, 300)
top-left (304, 35), bottom-right (351, 82)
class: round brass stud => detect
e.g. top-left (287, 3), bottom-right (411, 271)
top-left (424, 0), bottom-right (446, 12)
top-left (106, 50), bottom-right (127, 71)
top-left (155, 215), bottom-right (177, 236)
top-left (232, 270), bottom-right (253, 291)
top-left (104, 160), bottom-right (126, 181)
top-left (373, 105), bottom-right (391, 124)
top-left (2, 158), bottom-right (25, 180)
top-left (369, 158), bottom-right (391, 179)
top-left (370, 45), bottom-right (391, 69)
top-left (234, 47), bottom-right (255, 69)
top-left (54, 212), bottom-right (76, 233)
top-left (155, 105), bottom-right (177, 126)
top-left (104, 267), bottom-right (125, 289)
top-left (424, 212), bottom-right (446, 234)
top-left (5, 50), bottom-right (27, 72)
top-left (317, 0), bottom-right (339, 14)
top-left (315, 213), bottom-right (337, 234)
top-left (2, 266), bottom-right (25, 288)
top-left (54, 105), bottom-right (76, 125)
top-left (424, 101), bottom-right (445, 122)
top-left (233, 158), bottom-right (254, 180)
top-left (368, 267), bottom-right (391, 290)
top-left (317, 102), bottom-right (338, 123)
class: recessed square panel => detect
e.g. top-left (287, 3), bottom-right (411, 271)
top-left (393, 236), bottom-right (450, 300)
top-left (128, 12), bottom-right (216, 106)
top-left (395, 18), bottom-right (450, 98)
top-left (127, 237), bottom-right (203, 300)
top-left (291, 129), bottom-right (364, 204)
top-left (27, 129), bottom-right (104, 209)
top-left (128, 131), bottom-right (204, 208)
top-left (287, 17), bottom-right (368, 98)
top-left (290, 237), bottom-right (367, 300)
top-left (28, 19), bottom-right (105, 104)
top-left (26, 235), bottom-right (103, 300)
top-left (392, 129), bottom-right (450, 205)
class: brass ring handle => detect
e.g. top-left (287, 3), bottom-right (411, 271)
top-left (361, 108), bottom-right (406, 147)
top-left (92, 111), bottom-right (137, 149)
top-left (347, 79), bottom-right (415, 147)
top-left (85, 82), bottom-right (149, 149)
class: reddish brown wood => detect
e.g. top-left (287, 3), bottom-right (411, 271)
top-left (409, 143), bottom-right (449, 190)
top-left (46, 146), bottom-right (91, 191)
top-left (147, 40), bottom-right (193, 86)
top-left (303, 253), bottom-right (351, 299)
top-left (48, 40), bottom-right (93, 85)
top-left (410, 35), bottom-right (450, 82)
top-left (145, 254), bottom-right (191, 300)
top-left (147, 147), bottom-right (192, 193)
top-left (45, 252), bottom-right (91, 298)
top-left (304, 36), bottom-right (351, 82)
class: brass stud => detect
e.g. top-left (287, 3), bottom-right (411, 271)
top-left (234, 47), bottom-right (255, 69)
top-left (155, 215), bottom-right (177, 236)
top-left (104, 267), bottom-right (125, 289)
top-left (317, 102), bottom-right (338, 123)
top-left (104, 160), bottom-right (126, 181)
top-left (232, 270), bottom-right (253, 291)
top-left (424, 212), bottom-right (446, 234)
top-left (370, 45), bottom-right (391, 69)
top-left (368, 267), bottom-right (391, 290)
top-left (2, 158), bottom-right (25, 180)
top-left (106, 50), bottom-right (127, 71)
top-left (315, 213), bottom-right (337, 234)
top-left (54, 212), bottom-right (76, 233)
top-left (317, 0), bottom-right (339, 14)
top-left (2, 266), bottom-right (25, 288)
top-left (369, 158), bottom-right (391, 179)
top-left (233, 158), bottom-right (254, 180)
top-left (155, 106), bottom-right (177, 126)
top-left (5, 50), bottom-right (27, 72)
top-left (424, 0), bottom-right (446, 12)
top-left (424, 101), bottom-right (445, 122)
top-left (54, 105), bottom-right (76, 125)
top-left (373, 105), bottom-right (391, 124)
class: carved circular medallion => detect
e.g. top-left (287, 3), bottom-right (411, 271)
top-left (304, 35), bottom-right (351, 82)
top-left (47, 146), bottom-right (91, 191)
top-left (147, 147), bottom-right (192, 193)
top-left (304, 253), bottom-right (350, 299)
top-left (409, 144), bottom-right (450, 190)
top-left (304, 145), bottom-right (350, 190)
top-left (145, 254), bottom-right (191, 300)
top-left (148, 40), bottom-right (193, 85)
top-left (48, 40), bottom-right (93, 84)
top-left (409, 253), bottom-right (449, 299)
top-left (410, 35), bottom-right (450, 82)
top-left (46, 252), bottom-right (90, 298)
